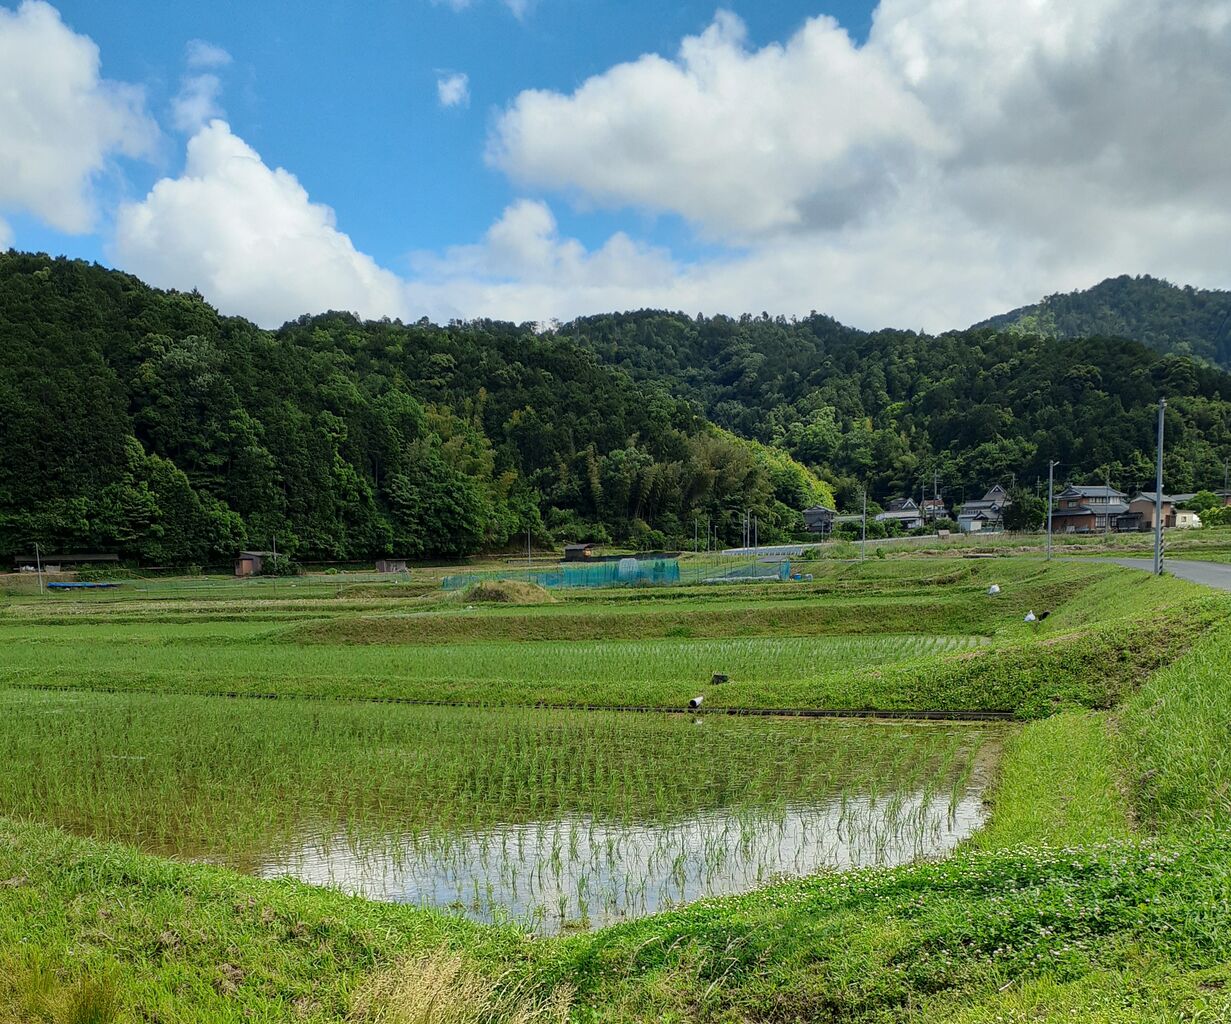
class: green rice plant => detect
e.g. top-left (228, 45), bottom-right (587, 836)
top-left (0, 688), bottom-right (997, 931)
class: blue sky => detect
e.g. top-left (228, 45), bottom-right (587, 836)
top-left (2, 0), bottom-right (1228, 330)
top-left (17, 0), bottom-right (876, 269)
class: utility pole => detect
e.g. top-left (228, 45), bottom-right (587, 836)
top-left (1104, 465), bottom-right (1111, 540)
top-left (34, 541), bottom-right (44, 595)
top-left (1154, 398), bottom-right (1167, 576)
top-left (1046, 461), bottom-right (1057, 561)
top-left (861, 488), bottom-right (867, 562)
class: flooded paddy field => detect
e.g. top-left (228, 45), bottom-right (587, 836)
top-left (0, 688), bottom-right (1000, 932)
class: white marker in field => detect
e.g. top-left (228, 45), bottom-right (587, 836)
top-left (987, 584), bottom-right (1001, 595)
top-left (1024, 610), bottom-right (1037, 623)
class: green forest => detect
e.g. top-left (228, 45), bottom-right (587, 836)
top-left (0, 253), bottom-right (830, 565)
top-left (3, 252), bottom-right (1231, 564)
top-left (570, 307), bottom-right (1231, 511)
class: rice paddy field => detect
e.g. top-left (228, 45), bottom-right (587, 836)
top-left (3, 554), bottom-right (1231, 1022)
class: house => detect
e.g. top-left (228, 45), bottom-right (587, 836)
top-left (1050, 484), bottom-right (1129, 533)
top-left (957, 485), bottom-right (1010, 533)
top-left (375, 558), bottom-right (409, 573)
top-left (875, 498), bottom-right (924, 531)
top-left (802, 505), bottom-right (836, 536)
top-left (1176, 509), bottom-right (1203, 529)
top-left (563, 543), bottom-right (598, 562)
top-left (234, 550), bottom-right (272, 577)
top-left (1126, 492), bottom-right (1176, 531)
top-left (920, 496), bottom-right (948, 521)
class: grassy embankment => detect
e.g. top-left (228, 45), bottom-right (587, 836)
top-left (2, 558), bottom-right (1230, 1021)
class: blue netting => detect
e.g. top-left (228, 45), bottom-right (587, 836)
top-left (442, 556), bottom-right (793, 591)
top-left (443, 557), bottom-right (682, 591)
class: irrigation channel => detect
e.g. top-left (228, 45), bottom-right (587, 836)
top-left (0, 689), bottom-right (1004, 934)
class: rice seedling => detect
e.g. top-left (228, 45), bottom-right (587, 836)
top-left (0, 688), bottom-right (998, 932)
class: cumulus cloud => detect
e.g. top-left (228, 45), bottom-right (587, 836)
top-left (113, 120), bottom-right (408, 327)
top-left (0, 0), bottom-right (157, 233)
top-left (482, 1), bottom-right (1231, 326)
top-left (491, 11), bottom-right (941, 238)
top-left (407, 199), bottom-right (677, 323)
top-left (436, 71), bottom-right (470, 109)
top-left (52, 0), bottom-right (1231, 332)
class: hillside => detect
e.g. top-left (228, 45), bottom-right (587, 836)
top-left (566, 310), bottom-right (1231, 510)
top-left (0, 253), bottom-right (831, 565)
top-left (5, 253), bottom-right (1231, 567)
top-left (975, 275), bottom-right (1231, 367)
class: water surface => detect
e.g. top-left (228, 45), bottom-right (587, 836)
top-left (0, 689), bottom-right (999, 932)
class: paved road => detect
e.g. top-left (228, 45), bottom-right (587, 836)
top-left (1096, 557), bottom-right (1231, 592)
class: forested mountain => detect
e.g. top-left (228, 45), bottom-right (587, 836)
top-left (5, 252), bottom-right (1231, 567)
top-left (0, 253), bottom-right (831, 564)
top-left (975, 275), bottom-right (1231, 367)
top-left (568, 311), bottom-right (1231, 511)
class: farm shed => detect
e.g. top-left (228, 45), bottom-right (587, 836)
top-left (563, 543), bottom-right (598, 562)
top-left (802, 506), bottom-right (836, 535)
top-left (234, 551), bottom-right (273, 577)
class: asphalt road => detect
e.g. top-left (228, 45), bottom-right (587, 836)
top-left (1097, 557), bottom-right (1231, 592)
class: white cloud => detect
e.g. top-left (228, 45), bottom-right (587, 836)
top-left (436, 71), bottom-right (470, 109)
top-left (407, 199), bottom-right (677, 323)
top-left (172, 39), bottom-right (231, 133)
top-left (0, 217), bottom-right (12, 250)
top-left (490, 10), bottom-right (943, 239)
top-left (185, 38), bottom-right (231, 69)
top-left (502, 0), bottom-right (534, 20)
top-left (82, 0), bottom-right (1231, 333)
top-left (172, 72), bottom-right (224, 132)
top-left (482, 1), bottom-right (1231, 327)
top-left (0, 0), bottom-right (157, 233)
top-left (113, 120), bottom-right (408, 328)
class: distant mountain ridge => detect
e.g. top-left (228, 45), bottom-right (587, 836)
top-left (974, 275), bottom-right (1231, 367)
